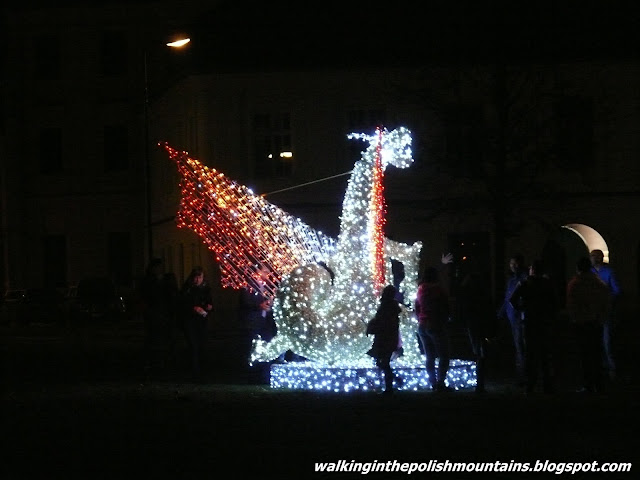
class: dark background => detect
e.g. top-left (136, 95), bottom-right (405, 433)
top-left (2, 1), bottom-right (640, 477)
top-left (2, 314), bottom-right (639, 478)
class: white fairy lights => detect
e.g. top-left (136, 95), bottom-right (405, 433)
top-left (165, 127), bottom-right (475, 390)
top-left (251, 127), bottom-right (423, 366)
top-left (270, 360), bottom-right (477, 392)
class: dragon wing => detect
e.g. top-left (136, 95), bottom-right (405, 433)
top-left (163, 143), bottom-right (335, 299)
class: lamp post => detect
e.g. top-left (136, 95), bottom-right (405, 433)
top-left (143, 37), bottom-right (191, 263)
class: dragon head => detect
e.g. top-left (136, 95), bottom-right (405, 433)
top-left (348, 126), bottom-right (414, 170)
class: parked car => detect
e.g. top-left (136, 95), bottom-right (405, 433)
top-left (1, 288), bottom-right (27, 324)
top-left (1, 288), bottom-right (66, 325)
top-left (74, 277), bottom-right (127, 321)
top-left (21, 287), bottom-right (66, 325)
top-left (3, 288), bottom-right (27, 303)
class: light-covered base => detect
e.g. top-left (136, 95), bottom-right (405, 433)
top-left (269, 359), bottom-right (476, 392)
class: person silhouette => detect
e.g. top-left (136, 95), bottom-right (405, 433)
top-left (497, 254), bottom-right (528, 384)
top-left (179, 266), bottom-right (213, 380)
top-left (457, 260), bottom-right (494, 393)
top-left (415, 266), bottom-right (452, 392)
top-left (567, 257), bottom-right (610, 393)
top-left (139, 258), bottom-right (170, 373)
top-left (509, 260), bottom-right (558, 394)
top-left (589, 249), bottom-right (621, 381)
top-left (366, 285), bottom-right (402, 394)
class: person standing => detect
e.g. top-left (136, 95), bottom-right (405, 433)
top-left (497, 254), bottom-right (528, 384)
top-left (161, 271), bottom-right (180, 367)
top-left (238, 266), bottom-right (277, 363)
top-left (566, 257), bottom-right (609, 393)
top-left (179, 266), bottom-right (213, 380)
top-left (509, 260), bottom-right (558, 394)
top-left (589, 249), bottom-right (621, 381)
top-left (366, 285), bottom-right (402, 395)
top-left (457, 261), bottom-right (495, 393)
top-left (139, 258), bottom-right (170, 373)
top-left (415, 266), bottom-right (452, 392)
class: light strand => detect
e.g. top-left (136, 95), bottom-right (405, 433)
top-left (164, 127), bottom-right (423, 366)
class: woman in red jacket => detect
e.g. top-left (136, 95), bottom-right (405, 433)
top-left (415, 266), bottom-right (452, 392)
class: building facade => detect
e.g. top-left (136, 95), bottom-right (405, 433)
top-left (1, 1), bottom-right (217, 294)
top-left (2, 2), bottom-right (639, 318)
top-left (149, 62), bottom-right (640, 313)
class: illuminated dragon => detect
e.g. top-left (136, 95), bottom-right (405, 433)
top-left (163, 126), bottom-right (423, 366)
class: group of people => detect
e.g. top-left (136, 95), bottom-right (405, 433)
top-left (367, 256), bottom-right (457, 395)
top-left (366, 253), bottom-right (488, 395)
top-left (139, 261), bottom-right (279, 381)
top-left (365, 248), bottom-right (621, 395)
top-left (139, 260), bottom-right (213, 381)
top-left (140, 247), bottom-right (621, 393)
top-left (500, 249), bottom-right (620, 394)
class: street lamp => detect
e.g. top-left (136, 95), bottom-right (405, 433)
top-left (143, 37), bottom-right (191, 262)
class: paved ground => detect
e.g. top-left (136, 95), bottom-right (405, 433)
top-left (1, 315), bottom-right (639, 479)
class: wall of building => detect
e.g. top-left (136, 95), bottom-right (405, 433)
top-left (2, 3), bottom-right (638, 319)
top-left (148, 61), bottom-right (640, 314)
top-left (1, 1), bottom-right (217, 290)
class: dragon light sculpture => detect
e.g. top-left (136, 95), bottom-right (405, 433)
top-left (163, 127), bottom-right (475, 389)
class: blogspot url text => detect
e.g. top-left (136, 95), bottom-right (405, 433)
top-left (314, 459), bottom-right (632, 475)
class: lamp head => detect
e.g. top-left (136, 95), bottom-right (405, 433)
top-left (166, 38), bottom-right (190, 48)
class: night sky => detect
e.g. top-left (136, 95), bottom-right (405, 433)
top-left (184, 0), bottom-right (640, 70)
top-left (4, 0), bottom-right (638, 70)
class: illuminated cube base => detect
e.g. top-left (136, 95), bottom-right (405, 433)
top-left (269, 359), bottom-right (476, 392)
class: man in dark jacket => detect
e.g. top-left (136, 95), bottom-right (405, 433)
top-left (567, 256), bottom-right (610, 393)
top-left (179, 267), bottom-right (213, 379)
top-left (457, 261), bottom-right (495, 393)
top-left (509, 260), bottom-right (558, 394)
top-left (497, 254), bottom-right (529, 384)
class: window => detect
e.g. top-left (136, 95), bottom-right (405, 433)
top-left (107, 232), bottom-right (132, 286)
top-left (43, 234), bottom-right (67, 288)
top-left (252, 112), bottom-right (293, 178)
top-left (100, 31), bottom-right (128, 77)
top-left (554, 96), bottom-right (594, 169)
top-left (39, 127), bottom-right (63, 174)
top-left (444, 105), bottom-right (484, 178)
top-left (103, 125), bottom-right (129, 172)
top-left (34, 34), bottom-right (60, 79)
